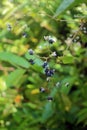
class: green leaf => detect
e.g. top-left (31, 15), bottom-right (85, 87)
top-left (0, 52), bottom-right (30, 68)
top-left (54, 0), bottom-right (75, 18)
top-left (41, 102), bottom-right (54, 123)
top-left (6, 69), bottom-right (26, 87)
top-left (60, 56), bottom-right (75, 64)
top-left (41, 87), bottom-right (58, 122)
top-left (77, 108), bottom-right (87, 124)
top-left (0, 128), bottom-right (8, 130)
top-left (54, 0), bottom-right (87, 17)
top-left (13, 113), bottom-right (22, 123)
top-left (77, 108), bottom-right (87, 117)
top-left (82, 102), bottom-right (87, 107)
top-left (60, 76), bottom-right (77, 94)
top-left (27, 102), bottom-right (37, 109)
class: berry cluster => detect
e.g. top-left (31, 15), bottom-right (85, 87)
top-left (27, 36), bottom-right (57, 101)
top-left (45, 67), bottom-right (55, 77)
top-left (27, 33), bottom-right (75, 102)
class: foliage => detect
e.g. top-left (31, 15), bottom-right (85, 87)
top-left (0, 0), bottom-right (87, 130)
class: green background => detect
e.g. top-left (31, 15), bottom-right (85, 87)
top-left (0, 0), bottom-right (87, 130)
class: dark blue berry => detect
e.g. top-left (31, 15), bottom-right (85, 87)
top-left (45, 67), bottom-right (49, 73)
top-left (46, 71), bottom-right (52, 77)
top-left (45, 68), bottom-right (51, 77)
top-left (44, 36), bottom-right (56, 44)
top-left (50, 69), bottom-right (55, 75)
top-left (39, 87), bottom-right (45, 93)
top-left (42, 61), bottom-right (48, 68)
top-left (48, 38), bottom-right (55, 44)
top-left (22, 32), bottom-right (28, 38)
top-left (28, 49), bottom-right (34, 55)
top-left (45, 68), bottom-right (55, 77)
top-left (29, 59), bottom-right (35, 65)
top-left (47, 96), bottom-right (53, 101)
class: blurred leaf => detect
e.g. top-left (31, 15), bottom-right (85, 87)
top-left (27, 102), bottom-right (37, 109)
top-left (54, 0), bottom-right (75, 17)
top-left (0, 52), bottom-right (30, 68)
top-left (54, 0), bottom-right (87, 17)
top-left (82, 102), bottom-right (87, 107)
top-left (41, 102), bottom-right (54, 123)
top-left (13, 113), bottom-right (22, 123)
top-left (60, 76), bottom-right (77, 94)
top-left (59, 56), bottom-right (75, 64)
top-left (41, 87), bottom-right (58, 122)
top-left (0, 78), bottom-right (7, 91)
top-left (6, 68), bottom-right (25, 87)
top-left (31, 89), bottom-right (39, 95)
top-left (77, 108), bottom-right (87, 124)
top-left (0, 128), bottom-right (8, 130)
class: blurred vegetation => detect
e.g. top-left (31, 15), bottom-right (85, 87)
top-left (0, 0), bottom-right (87, 130)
